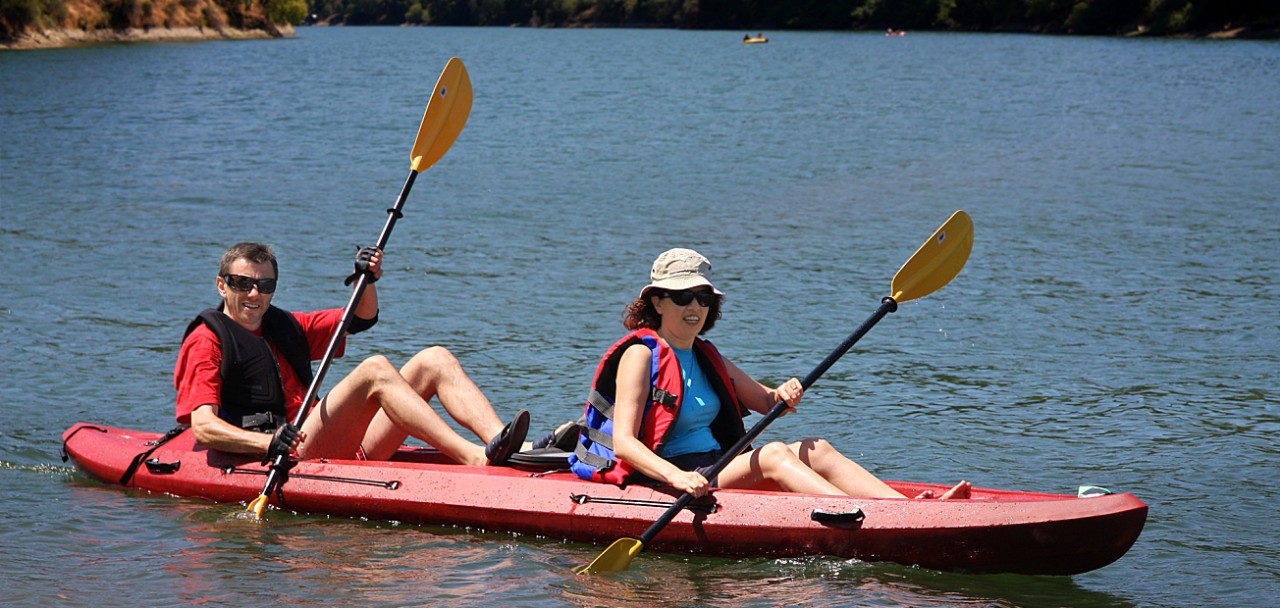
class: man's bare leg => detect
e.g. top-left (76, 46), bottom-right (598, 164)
top-left (399, 346), bottom-right (507, 443)
top-left (301, 355), bottom-right (486, 464)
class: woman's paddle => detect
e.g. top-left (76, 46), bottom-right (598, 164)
top-left (575, 210), bottom-right (974, 574)
top-left (246, 57), bottom-right (474, 520)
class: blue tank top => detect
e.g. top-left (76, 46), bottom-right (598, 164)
top-left (661, 347), bottom-right (722, 457)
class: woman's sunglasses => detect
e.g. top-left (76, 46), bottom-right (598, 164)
top-left (222, 274), bottom-right (278, 294)
top-left (662, 289), bottom-right (717, 307)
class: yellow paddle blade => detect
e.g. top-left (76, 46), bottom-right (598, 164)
top-left (890, 210), bottom-right (973, 303)
top-left (574, 538), bottom-right (645, 575)
top-left (246, 493), bottom-right (269, 520)
top-left (410, 57), bottom-right (473, 173)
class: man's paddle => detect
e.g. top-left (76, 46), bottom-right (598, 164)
top-left (246, 57), bottom-right (473, 520)
top-left (575, 209), bottom-right (974, 574)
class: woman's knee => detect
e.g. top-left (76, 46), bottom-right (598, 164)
top-left (792, 437), bottom-right (854, 472)
top-left (757, 441), bottom-right (802, 473)
top-left (794, 437), bottom-right (834, 457)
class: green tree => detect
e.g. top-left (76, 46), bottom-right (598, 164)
top-left (1064, 0), bottom-right (1145, 34)
top-left (265, 0), bottom-right (307, 22)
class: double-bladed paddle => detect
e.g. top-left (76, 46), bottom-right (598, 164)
top-left (246, 57), bottom-right (474, 520)
top-left (575, 210), bottom-right (974, 574)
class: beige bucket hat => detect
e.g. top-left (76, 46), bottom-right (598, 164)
top-left (640, 248), bottom-right (724, 297)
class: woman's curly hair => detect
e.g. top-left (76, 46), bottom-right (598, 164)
top-left (622, 288), bottom-right (722, 334)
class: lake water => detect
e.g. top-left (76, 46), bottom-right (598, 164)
top-left (2, 27), bottom-right (1278, 607)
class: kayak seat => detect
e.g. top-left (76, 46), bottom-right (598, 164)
top-left (511, 418), bottom-right (583, 472)
top-left (509, 447), bottom-right (573, 472)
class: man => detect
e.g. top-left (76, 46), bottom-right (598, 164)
top-left (173, 242), bottom-right (528, 466)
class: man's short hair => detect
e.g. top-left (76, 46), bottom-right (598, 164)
top-left (219, 242), bottom-right (278, 277)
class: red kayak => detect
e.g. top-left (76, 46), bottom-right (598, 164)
top-left (61, 423), bottom-right (1146, 575)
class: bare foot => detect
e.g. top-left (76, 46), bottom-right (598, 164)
top-left (937, 480), bottom-right (971, 500)
top-left (913, 489), bottom-right (935, 499)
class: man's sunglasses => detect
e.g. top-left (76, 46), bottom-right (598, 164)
top-left (662, 289), bottom-right (717, 307)
top-left (222, 274), bottom-right (278, 294)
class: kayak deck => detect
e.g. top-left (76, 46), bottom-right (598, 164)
top-left (62, 423), bottom-right (1147, 575)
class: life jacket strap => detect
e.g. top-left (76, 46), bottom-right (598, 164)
top-left (572, 442), bottom-right (615, 471)
top-left (240, 412), bottom-right (285, 432)
top-left (651, 387), bottom-right (677, 407)
top-left (586, 390), bottom-right (614, 419)
top-left (582, 424), bottom-right (612, 448)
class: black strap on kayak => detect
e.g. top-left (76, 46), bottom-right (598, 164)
top-left (119, 425), bottom-right (189, 486)
top-left (60, 424), bottom-right (108, 462)
top-left (569, 493), bottom-right (719, 514)
top-left (221, 465), bottom-right (401, 490)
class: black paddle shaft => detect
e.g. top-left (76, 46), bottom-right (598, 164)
top-left (637, 296), bottom-right (899, 545)
top-left (259, 169), bottom-right (421, 497)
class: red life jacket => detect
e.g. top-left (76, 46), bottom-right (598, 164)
top-left (569, 328), bottom-right (746, 485)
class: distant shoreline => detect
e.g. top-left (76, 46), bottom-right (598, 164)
top-left (2, 24), bottom-right (294, 51)
top-left (4, 21), bottom-right (1273, 51)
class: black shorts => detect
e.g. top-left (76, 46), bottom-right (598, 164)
top-left (667, 449), bottom-right (724, 486)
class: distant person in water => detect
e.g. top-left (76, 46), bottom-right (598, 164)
top-left (173, 241), bottom-right (528, 467)
top-left (569, 247), bottom-right (970, 499)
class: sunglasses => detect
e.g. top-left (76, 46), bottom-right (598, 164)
top-left (662, 289), bottom-right (717, 307)
top-left (222, 274), bottom-right (278, 294)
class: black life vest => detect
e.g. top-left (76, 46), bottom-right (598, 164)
top-left (183, 305), bottom-right (313, 432)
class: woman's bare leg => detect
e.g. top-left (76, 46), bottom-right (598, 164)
top-left (716, 441), bottom-right (850, 496)
top-left (937, 480), bottom-right (971, 499)
top-left (789, 438), bottom-right (908, 498)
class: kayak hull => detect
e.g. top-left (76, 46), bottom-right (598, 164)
top-left (61, 423), bottom-right (1146, 575)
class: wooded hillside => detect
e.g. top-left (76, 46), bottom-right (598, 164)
top-left (2, 0), bottom-right (304, 44)
top-left (312, 0), bottom-right (1278, 37)
top-left (5, 0), bottom-right (1276, 48)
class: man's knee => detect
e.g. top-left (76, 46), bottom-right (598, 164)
top-left (409, 345), bottom-right (462, 373)
top-left (355, 354), bottom-right (399, 383)
top-left (401, 345), bottom-right (463, 385)
top-left (416, 345), bottom-right (457, 365)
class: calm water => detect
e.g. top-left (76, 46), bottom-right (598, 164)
top-left (2, 27), bottom-right (1278, 607)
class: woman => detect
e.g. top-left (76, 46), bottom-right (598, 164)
top-left (569, 248), bottom-right (969, 500)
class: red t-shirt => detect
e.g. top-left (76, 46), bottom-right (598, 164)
top-left (173, 308), bottom-right (346, 425)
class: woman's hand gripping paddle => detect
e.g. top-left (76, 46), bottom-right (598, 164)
top-left (575, 210), bottom-right (974, 574)
top-left (246, 58), bottom-right (474, 520)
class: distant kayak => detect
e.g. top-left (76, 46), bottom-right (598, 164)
top-left (885, 30), bottom-right (907, 37)
top-left (62, 422), bottom-right (1148, 574)
top-left (743, 37), bottom-right (768, 44)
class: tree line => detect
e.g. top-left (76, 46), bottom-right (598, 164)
top-left (2, 0), bottom-right (306, 40)
top-left (313, 0), bottom-right (1277, 37)
top-left (4, 0), bottom-right (1276, 41)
